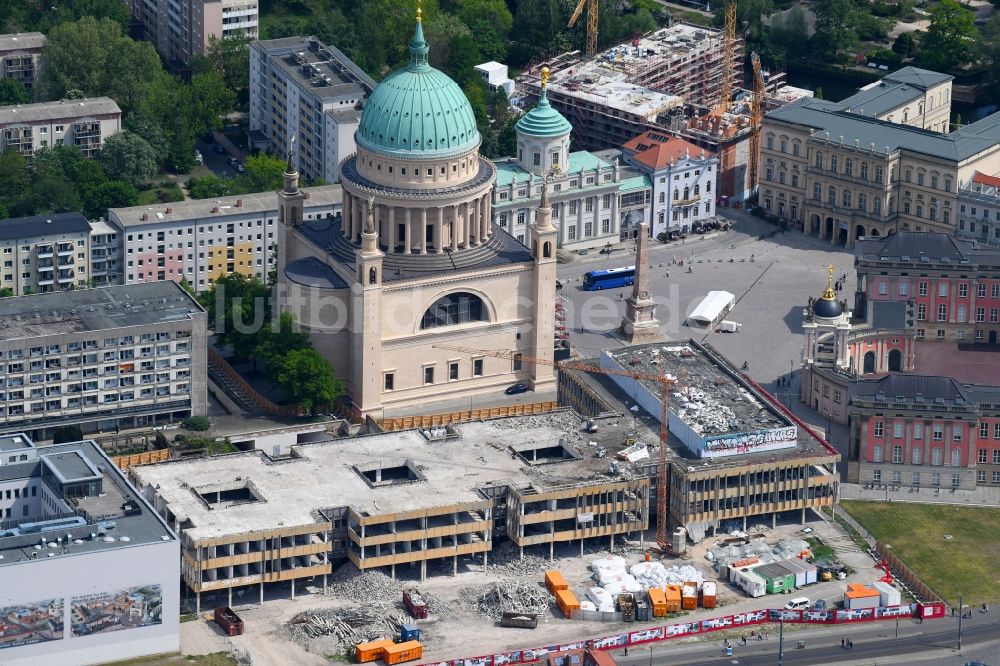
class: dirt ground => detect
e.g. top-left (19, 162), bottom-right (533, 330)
top-left (179, 510), bottom-right (883, 664)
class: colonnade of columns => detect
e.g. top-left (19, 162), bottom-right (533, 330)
top-left (341, 190), bottom-right (492, 254)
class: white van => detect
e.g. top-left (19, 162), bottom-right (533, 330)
top-left (785, 597), bottom-right (810, 610)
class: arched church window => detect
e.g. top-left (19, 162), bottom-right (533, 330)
top-left (420, 292), bottom-right (487, 329)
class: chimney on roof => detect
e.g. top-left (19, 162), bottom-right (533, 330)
top-left (211, 207), bottom-right (219, 213)
top-left (165, 207), bottom-right (172, 214)
top-left (141, 214), bottom-right (149, 221)
top-left (236, 199), bottom-right (243, 207)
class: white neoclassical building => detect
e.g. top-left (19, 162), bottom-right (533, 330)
top-left (277, 10), bottom-right (556, 419)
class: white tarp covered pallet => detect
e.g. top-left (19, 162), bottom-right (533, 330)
top-left (687, 291), bottom-right (735, 326)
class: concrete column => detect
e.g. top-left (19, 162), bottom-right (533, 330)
top-left (772, 512), bottom-right (777, 528)
top-left (450, 205), bottom-right (459, 251)
top-left (291, 578), bottom-right (295, 600)
top-left (403, 208), bottom-right (412, 254)
top-left (420, 559), bottom-right (426, 581)
top-left (549, 538), bottom-right (554, 561)
top-left (420, 208), bottom-right (428, 254)
top-left (387, 206), bottom-right (395, 252)
top-left (481, 196), bottom-right (490, 241)
top-left (342, 193), bottom-right (351, 238)
top-left (453, 554), bottom-right (457, 576)
top-left (228, 586), bottom-right (232, 608)
top-left (353, 195), bottom-right (362, 242)
top-left (484, 549), bottom-right (488, 573)
top-left (435, 207), bottom-right (444, 253)
top-left (801, 507), bottom-right (806, 524)
top-left (260, 581), bottom-right (264, 605)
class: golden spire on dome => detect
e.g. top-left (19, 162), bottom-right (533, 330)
top-left (416, 0), bottom-right (422, 22)
top-left (821, 263), bottom-right (836, 300)
top-left (541, 66), bottom-right (550, 89)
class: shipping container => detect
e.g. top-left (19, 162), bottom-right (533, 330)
top-left (755, 563), bottom-right (797, 594)
top-left (213, 607), bottom-right (244, 636)
top-left (681, 583), bottom-right (698, 610)
top-left (403, 589), bottom-right (428, 619)
top-left (647, 587), bottom-right (667, 617)
top-left (617, 593), bottom-right (636, 622)
top-left (545, 570), bottom-right (569, 594)
top-left (873, 581), bottom-right (901, 607)
top-left (555, 589), bottom-right (580, 618)
top-left (664, 584), bottom-right (682, 612)
top-left (733, 569), bottom-right (767, 598)
top-left (499, 612), bottom-right (539, 629)
top-left (383, 640), bottom-right (423, 665)
top-left (844, 584), bottom-right (881, 610)
top-left (701, 581), bottom-right (717, 609)
top-left (399, 623), bottom-right (421, 642)
top-left (355, 638), bottom-right (393, 663)
top-left (779, 557), bottom-right (817, 586)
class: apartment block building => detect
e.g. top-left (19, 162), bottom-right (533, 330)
top-left (108, 186), bottom-right (341, 292)
top-left (0, 32), bottom-right (45, 92)
top-left (760, 67), bottom-right (1000, 246)
top-left (848, 374), bottom-right (1000, 490)
top-left (0, 213), bottom-right (92, 295)
top-left (87, 219), bottom-right (124, 287)
top-left (0, 281), bottom-right (207, 440)
top-left (0, 433), bottom-right (180, 666)
top-left (131, 0), bottom-right (258, 65)
top-left (249, 36), bottom-right (375, 183)
top-left (0, 97), bottom-right (122, 158)
top-left (855, 231), bottom-right (1000, 344)
top-left (957, 171), bottom-right (1000, 246)
top-left (622, 132), bottom-right (720, 237)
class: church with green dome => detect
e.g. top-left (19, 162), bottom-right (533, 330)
top-left (276, 5), bottom-right (557, 419)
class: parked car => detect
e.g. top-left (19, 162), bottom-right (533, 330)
top-left (213, 144), bottom-right (227, 154)
top-left (505, 383), bottom-right (529, 395)
top-left (555, 279), bottom-right (563, 290)
top-left (194, 150), bottom-right (203, 165)
top-left (234, 162), bottom-right (246, 173)
top-left (227, 156), bottom-right (240, 167)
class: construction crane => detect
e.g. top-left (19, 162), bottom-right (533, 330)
top-left (717, 0), bottom-right (738, 113)
top-left (568, 0), bottom-right (600, 58)
top-left (434, 344), bottom-right (676, 554)
top-left (746, 51), bottom-right (766, 201)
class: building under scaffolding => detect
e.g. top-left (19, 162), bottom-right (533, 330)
top-left (518, 24), bottom-right (804, 201)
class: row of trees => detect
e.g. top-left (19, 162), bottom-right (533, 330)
top-left (187, 153), bottom-right (298, 200)
top-left (199, 273), bottom-right (342, 415)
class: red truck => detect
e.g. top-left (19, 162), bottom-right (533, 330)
top-left (403, 589), bottom-right (428, 619)
top-left (213, 607), bottom-right (244, 636)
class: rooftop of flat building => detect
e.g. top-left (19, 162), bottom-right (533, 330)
top-left (256, 35), bottom-right (375, 100)
top-left (0, 438), bottom-right (176, 566)
top-left (133, 410), bottom-right (660, 541)
top-left (566, 340), bottom-right (839, 470)
top-left (0, 212), bottom-right (91, 241)
top-left (0, 433), bottom-right (34, 454)
top-left (0, 97), bottom-right (121, 125)
top-left (0, 32), bottom-right (46, 52)
top-left (0, 281), bottom-right (203, 340)
top-left (544, 64), bottom-right (684, 120)
top-left (108, 185), bottom-right (342, 228)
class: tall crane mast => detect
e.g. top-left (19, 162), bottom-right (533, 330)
top-left (568, 0), bottom-right (600, 58)
top-left (718, 1), bottom-right (738, 113)
top-left (434, 344), bottom-right (676, 554)
top-left (747, 51), bottom-right (766, 201)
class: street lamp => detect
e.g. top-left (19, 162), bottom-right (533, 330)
top-left (778, 615), bottom-right (785, 666)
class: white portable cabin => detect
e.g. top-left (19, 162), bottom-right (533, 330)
top-left (687, 291), bottom-right (735, 327)
top-left (873, 580), bottom-right (901, 607)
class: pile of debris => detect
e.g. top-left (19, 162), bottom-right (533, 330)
top-left (286, 606), bottom-right (407, 653)
top-left (488, 540), bottom-right (548, 577)
top-left (467, 581), bottom-right (550, 621)
top-left (326, 565), bottom-right (404, 606)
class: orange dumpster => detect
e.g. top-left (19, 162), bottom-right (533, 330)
top-left (555, 589), bottom-right (580, 618)
top-left (545, 570), bottom-right (568, 594)
top-left (355, 638), bottom-right (393, 663)
top-left (647, 587), bottom-right (667, 617)
top-left (664, 584), bottom-right (682, 612)
top-left (383, 640), bottom-right (423, 664)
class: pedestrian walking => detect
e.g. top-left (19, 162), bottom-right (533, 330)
top-left (841, 637), bottom-right (845, 647)
top-left (623, 647), bottom-right (628, 656)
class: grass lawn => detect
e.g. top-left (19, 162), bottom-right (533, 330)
top-left (841, 500), bottom-right (1000, 606)
top-left (138, 181), bottom-right (186, 205)
top-left (108, 652), bottom-right (237, 666)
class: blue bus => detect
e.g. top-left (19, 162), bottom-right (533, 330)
top-left (583, 266), bottom-right (636, 290)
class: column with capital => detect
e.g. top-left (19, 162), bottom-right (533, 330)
top-left (481, 196), bottom-right (491, 240)
top-left (404, 208), bottom-right (412, 254)
top-left (385, 205), bottom-right (394, 251)
top-left (435, 207), bottom-right (444, 253)
top-left (465, 201), bottom-right (474, 247)
top-left (342, 193), bottom-right (352, 239)
top-left (450, 205), bottom-right (459, 251)
top-left (420, 208), bottom-right (428, 254)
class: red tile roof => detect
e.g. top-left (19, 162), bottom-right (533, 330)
top-left (973, 171), bottom-right (1000, 188)
top-left (623, 131), bottom-right (703, 170)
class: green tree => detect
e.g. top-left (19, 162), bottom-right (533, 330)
top-left (241, 153), bottom-right (287, 193)
top-left (510, 0), bottom-right (562, 66)
top-left (98, 131), bottom-right (158, 189)
top-left (188, 174), bottom-right (230, 199)
top-left (0, 149), bottom-right (28, 202)
top-left (892, 31), bottom-right (918, 59)
top-left (920, 0), bottom-right (977, 71)
top-left (258, 311), bottom-right (312, 371)
top-left (810, 0), bottom-right (859, 61)
top-left (81, 180), bottom-right (138, 219)
top-left (179, 276), bottom-right (196, 297)
top-left (0, 78), bottom-right (29, 105)
top-left (52, 424), bottom-right (84, 444)
top-left (193, 34), bottom-right (253, 109)
top-left (273, 348), bottom-right (342, 414)
top-left (454, 0), bottom-right (513, 63)
top-left (39, 16), bottom-right (121, 100)
top-left (0, 288), bottom-right (13, 297)
top-left (17, 178), bottom-right (82, 216)
top-left (201, 273), bottom-right (271, 363)
top-left (103, 38), bottom-right (163, 115)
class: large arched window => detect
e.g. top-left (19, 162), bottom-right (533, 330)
top-left (420, 292), bottom-right (487, 329)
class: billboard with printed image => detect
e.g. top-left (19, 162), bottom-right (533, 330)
top-left (0, 598), bottom-right (64, 650)
top-left (71, 585), bottom-right (162, 637)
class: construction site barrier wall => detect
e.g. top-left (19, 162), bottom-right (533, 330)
top-left (876, 544), bottom-right (943, 604)
top-left (418, 603), bottom-right (945, 666)
top-left (208, 348), bottom-right (305, 418)
top-left (378, 401), bottom-right (560, 431)
top-left (111, 449), bottom-right (171, 469)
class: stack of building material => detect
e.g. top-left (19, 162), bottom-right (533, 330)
top-left (873, 581), bottom-right (901, 607)
top-left (844, 584), bottom-right (881, 610)
top-left (471, 581), bottom-right (551, 621)
top-left (587, 587), bottom-right (616, 612)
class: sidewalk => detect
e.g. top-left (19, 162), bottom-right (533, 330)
top-left (840, 482), bottom-right (1000, 507)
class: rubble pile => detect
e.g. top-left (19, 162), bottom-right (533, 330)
top-left (488, 540), bottom-right (548, 577)
top-left (326, 566), bottom-right (404, 606)
top-left (709, 536), bottom-right (813, 572)
top-left (285, 606), bottom-right (407, 653)
top-left (468, 581), bottom-right (550, 621)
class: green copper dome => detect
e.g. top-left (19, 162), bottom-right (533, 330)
top-left (516, 86), bottom-right (572, 138)
top-left (356, 18), bottom-right (479, 158)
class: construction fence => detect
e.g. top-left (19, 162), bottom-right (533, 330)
top-left (378, 401), bottom-right (559, 431)
top-left (111, 448), bottom-right (171, 470)
top-left (418, 603), bottom-right (945, 666)
top-left (207, 347), bottom-right (305, 418)
top-left (876, 544), bottom-right (944, 604)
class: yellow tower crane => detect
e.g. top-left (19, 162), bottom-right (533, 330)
top-left (434, 344), bottom-right (676, 554)
top-left (747, 51), bottom-right (766, 200)
top-left (568, 0), bottom-right (600, 58)
top-left (718, 0), bottom-right (738, 113)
